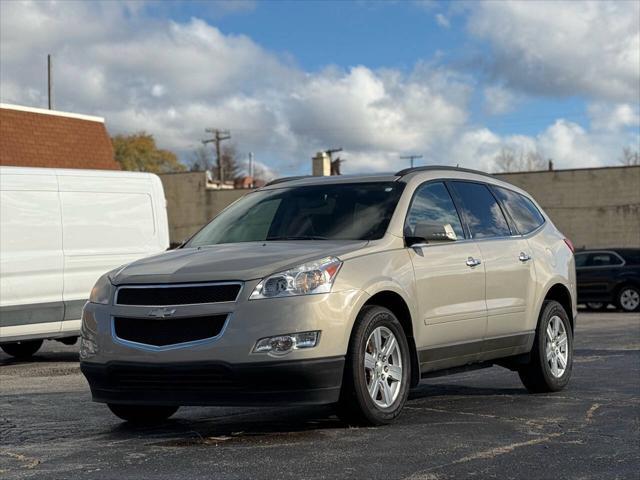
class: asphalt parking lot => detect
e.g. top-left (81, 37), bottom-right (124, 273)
top-left (1, 312), bottom-right (638, 480)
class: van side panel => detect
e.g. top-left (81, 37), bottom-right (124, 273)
top-left (0, 172), bottom-right (64, 338)
top-left (58, 172), bottom-right (168, 325)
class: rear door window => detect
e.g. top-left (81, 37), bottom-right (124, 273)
top-left (450, 181), bottom-right (511, 239)
top-left (587, 252), bottom-right (624, 267)
top-left (493, 187), bottom-right (545, 234)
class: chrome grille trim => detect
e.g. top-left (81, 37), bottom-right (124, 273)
top-left (113, 281), bottom-right (243, 307)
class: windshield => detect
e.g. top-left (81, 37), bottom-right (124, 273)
top-left (187, 182), bottom-right (405, 247)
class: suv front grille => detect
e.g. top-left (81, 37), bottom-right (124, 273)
top-left (113, 315), bottom-right (227, 347)
top-left (115, 283), bottom-right (241, 306)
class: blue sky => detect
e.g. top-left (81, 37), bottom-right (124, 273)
top-left (1, 0), bottom-right (638, 175)
top-left (148, 0), bottom-right (594, 136)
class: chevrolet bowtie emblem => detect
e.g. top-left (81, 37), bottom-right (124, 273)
top-left (148, 308), bottom-right (177, 318)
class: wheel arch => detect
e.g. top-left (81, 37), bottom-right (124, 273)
top-left (360, 290), bottom-right (421, 387)
top-left (542, 283), bottom-right (575, 331)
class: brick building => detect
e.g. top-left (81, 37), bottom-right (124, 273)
top-left (0, 103), bottom-right (119, 170)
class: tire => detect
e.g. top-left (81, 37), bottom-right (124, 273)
top-left (1, 340), bottom-right (43, 359)
top-left (617, 285), bottom-right (640, 312)
top-left (58, 336), bottom-right (78, 346)
top-left (336, 305), bottom-right (411, 426)
top-left (585, 302), bottom-right (606, 311)
top-left (107, 404), bottom-right (179, 424)
top-left (519, 300), bottom-right (573, 393)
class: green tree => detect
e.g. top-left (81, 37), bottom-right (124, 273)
top-left (112, 132), bottom-right (185, 173)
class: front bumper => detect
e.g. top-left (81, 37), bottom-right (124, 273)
top-left (81, 356), bottom-right (344, 406)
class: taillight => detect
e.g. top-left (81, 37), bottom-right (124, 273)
top-left (563, 238), bottom-right (575, 253)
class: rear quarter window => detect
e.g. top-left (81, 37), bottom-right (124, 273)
top-left (493, 187), bottom-right (545, 235)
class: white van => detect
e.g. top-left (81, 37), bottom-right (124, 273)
top-left (0, 167), bottom-right (169, 358)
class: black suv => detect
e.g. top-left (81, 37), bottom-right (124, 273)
top-left (576, 248), bottom-right (640, 312)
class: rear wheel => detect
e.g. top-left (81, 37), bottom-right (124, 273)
top-left (617, 285), bottom-right (640, 312)
top-left (336, 305), bottom-right (411, 426)
top-left (519, 300), bottom-right (573, 393)
top-left (1, 340), bottom-right (43, 359)
top-left (107, 404), bottom-right (179, 424)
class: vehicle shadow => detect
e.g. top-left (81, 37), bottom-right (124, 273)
top-left (103, 382), bottom-right (532, 443)
top-left (0, 351), bottom-right (79, 366)
top-left (408, 383), bottom-right (527, 400)
top-left (109, 405), bottom-right (345, 445)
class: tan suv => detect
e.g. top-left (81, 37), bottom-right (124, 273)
top-left (80, 166), bottom-right (576, 425)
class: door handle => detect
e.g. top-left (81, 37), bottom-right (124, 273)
top-left (519, 252), bottom-right (531, 262)
top-left (466, 257), bottom-right (481, 267)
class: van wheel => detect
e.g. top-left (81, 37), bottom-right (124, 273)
top-left (617, 285), bottom-right (640, 312)
top-left (1, 340), bottom-right (43, 359)
top-left (336, 305), bottom-right (411, 426)
top-left (519, 300), bottom-right (573, 393)
top-left (107, 404), bottom-right (179, 424)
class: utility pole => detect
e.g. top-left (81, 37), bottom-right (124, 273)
top-left (400, 154), bottom-right (422, 168)
top-left (202, 129), bottom-right (231, 184)
top-left (47, 54), bottom-right (53, 110)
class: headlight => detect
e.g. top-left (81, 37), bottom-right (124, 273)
top-left (89, 272), bottom-right (113, 304)
top-left (249, 256), bottom-right (342, 299)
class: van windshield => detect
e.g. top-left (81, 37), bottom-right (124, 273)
top-left (186, 182), bottom-right (404, 246)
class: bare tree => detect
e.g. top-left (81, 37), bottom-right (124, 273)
top-left (494, 147), bottom-right (517, 173)
top-left (190, 144), bottom-right (241, 179)
top-left (620, 146), bottom-right (639, 166)
top-left (219, 145), bottom-right (241, 180)
top-left (494, 147), bottom-right (546, 173)
top-left (190, 145), bottom-right (212, 171)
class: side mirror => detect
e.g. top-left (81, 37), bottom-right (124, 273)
top-left (406, 221), bottom-right (457, 247)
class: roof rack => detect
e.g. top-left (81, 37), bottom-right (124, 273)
top-left (395, 165), bottom-right (496, 179)
top-left (263, 175), bottom-right (311, 187)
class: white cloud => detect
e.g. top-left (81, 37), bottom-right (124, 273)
top-left (0, 1), bottom-right (472, 174)
top-left (435, 13), bottom-right (450, 28)
top-left (467, 1), bottom-right (640, 102)
top-left (483, 85), bottom-right (518, 115)
top-left (449, 117), bottom-right (638, 173)
top-left (0, 0), bottom-right (637, 177)
top-left (588, 103), bottom-right (640, 132)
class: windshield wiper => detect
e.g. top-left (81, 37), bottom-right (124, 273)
top-left (265, 235), bottom-right (329, 241)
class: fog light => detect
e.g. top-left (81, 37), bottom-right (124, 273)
top-left (79, 336), bottom-right (98, 360)
top-left (253, 331), bottom-right (320, 355)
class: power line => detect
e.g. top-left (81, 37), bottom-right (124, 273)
top-left (202, 129), bottom-right (231, 183)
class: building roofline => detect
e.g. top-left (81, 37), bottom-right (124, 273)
top-left (0, 103), bottom-right (105, 123)
top-left (495, 165), bottom-right (639, 175)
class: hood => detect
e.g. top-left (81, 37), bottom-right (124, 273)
top-left (111, 240), bottom-right (368, 285)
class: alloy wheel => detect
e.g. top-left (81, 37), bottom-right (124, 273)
top-left (364, 326), bottom-right (403, 408)
top-left (619, 288), bottom-right (640, 312)
top-left (545, 315), bottom-right (568, 378)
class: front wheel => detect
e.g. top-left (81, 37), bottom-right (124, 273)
top-left (617, 286), bottom-right (640, 312)
top-left (519, 300), bottom-right (573, 393)
top-left (1, 340), bottom-right (43, 359)
top-left (107, 404), bottom-right (179, 424)
top-left (336, 305), bottom-right (411, 426)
